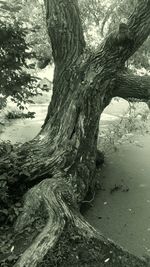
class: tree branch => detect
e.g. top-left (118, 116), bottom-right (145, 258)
top-left (128, 0), bottom-right (150, 55)
top-left (113, 72), bottom-right (150, 102)
top-left (44, 0), bottom-right (85, 66)
top-left (102, 0), bottom-right (150, 65)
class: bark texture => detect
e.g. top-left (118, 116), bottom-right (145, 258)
top-left (1, 0), bottom-right (150, 266)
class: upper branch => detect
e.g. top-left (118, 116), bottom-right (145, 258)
top-left (103, 0), bottom-right (150, 64)
top-left (113, 71), bottom-right (150, 102)
top-left (44, 0), bottom-right (85, 66)
top-left (128, 0), bottom-right (150, 55)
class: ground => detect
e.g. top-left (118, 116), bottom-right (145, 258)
top-left (84, 134), bottom-right (150, 258)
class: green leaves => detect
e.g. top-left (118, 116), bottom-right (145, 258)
top-left (0, 19), bottom-right (38, 109)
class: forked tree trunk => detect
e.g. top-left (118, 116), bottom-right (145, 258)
top-left (1, 0), bottom-right (150, 266)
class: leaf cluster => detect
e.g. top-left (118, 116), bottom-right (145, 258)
top-left (0, 19), bottom-right (38, 109)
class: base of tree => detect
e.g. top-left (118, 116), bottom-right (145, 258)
top-left (0, 178), bottom-right (148, 267)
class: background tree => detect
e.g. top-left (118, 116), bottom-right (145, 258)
top-left (1, 0), bottom-right (150, 266)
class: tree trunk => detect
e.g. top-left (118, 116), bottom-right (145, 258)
top-left (1, 0), bottom-right (150, 266)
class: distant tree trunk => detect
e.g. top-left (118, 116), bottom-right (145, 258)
top-left (1, 0), bottom-right (150, 266)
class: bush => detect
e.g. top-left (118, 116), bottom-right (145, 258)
top-left (99, 103), bottom-right (150, 153)
top-left (5, 110), bottom-right (35, 119)
top-left (0, 19), bottom-right (38, 110)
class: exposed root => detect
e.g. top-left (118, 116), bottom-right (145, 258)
top-left (14, 178), bottom-right (76, 267)
top-left (13, 178), bottom-right (148, 267)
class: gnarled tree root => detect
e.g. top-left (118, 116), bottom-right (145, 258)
top-left (14, 179), bottom-right (148, 267)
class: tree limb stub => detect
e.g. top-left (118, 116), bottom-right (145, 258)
top-left (113, 72), bottom-right (150, 101)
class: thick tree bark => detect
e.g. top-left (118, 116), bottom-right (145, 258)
top-left (1, 0), bottom-right (150, 266)
top-left (113, 72), bottom-right (150, 101)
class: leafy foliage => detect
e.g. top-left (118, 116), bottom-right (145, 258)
top-left (17, 1), bottom-right (52, 68)
top-left (0, 140), bottom-right (26, 227)
top-left (99, 101), bottom-right (150, 153)
top-left (0, 19), bottom-right (40, 109)
top-left (0, 1), bottom-right (53, 117)
top-left (5, 110), bottom-right (36, 119)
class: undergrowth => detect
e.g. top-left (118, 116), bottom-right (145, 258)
top-left (99, 102), bottom-right (150, 154)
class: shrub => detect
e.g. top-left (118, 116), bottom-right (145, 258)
top-left (0, 19), bottom-right (38, 110)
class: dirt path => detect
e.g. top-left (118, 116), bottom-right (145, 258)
top-left (84, 135), bottom-right (150, 258)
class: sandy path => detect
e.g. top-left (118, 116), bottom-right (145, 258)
top-left (84, 135), bottom-right (150, 258)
